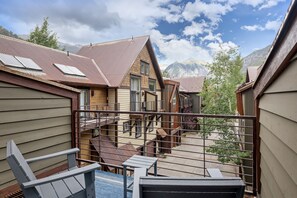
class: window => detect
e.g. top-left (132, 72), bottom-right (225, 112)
top-left (149, 79), bottom-right (156, 92)
top-left (80, 89), bottom-right (90, 118)
top-left (131, 76), bottom-right (141, 111)
top-left (135, 120), bottom-right (142, 138)
top-left (140, 61), bottom-right (149, 75)
top-left (123, 121), bottom-right (130, 133)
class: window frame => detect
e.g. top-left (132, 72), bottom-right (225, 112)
top-left (135, 120), bottom-right (142, 138)
top-left (130, 75), bottom-right (141, 111)
top-left (140, 60), bottom-right (149, 76)
top-left (123, 121), bottom-right (130, 133)
top-left (148, 79), bottom-right (156, 92)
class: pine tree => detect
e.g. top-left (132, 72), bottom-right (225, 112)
top-left (28, 17), bottom-right (59, 49)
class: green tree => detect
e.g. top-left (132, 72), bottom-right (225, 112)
top-left (28, 17), bottom-right (59, 49)
top-left (200, 48), bottom-right (249, 164)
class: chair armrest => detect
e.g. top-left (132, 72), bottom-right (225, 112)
top-left (26, 148), bottom-right (80, 163)
top-left (207, 168), bottom-right (223, 178)
top-left (22, 163), bottom-right (100, 189)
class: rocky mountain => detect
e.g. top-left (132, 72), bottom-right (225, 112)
top-left (0, 26), bottom-right (20, 39)
top-left (163, 59), bottom-right (208, 78)
top-left (242, 45), bottom-right (271, 71)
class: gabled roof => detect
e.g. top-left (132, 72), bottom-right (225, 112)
top-left (0, 35), bottom-right (108, 87)
top-left (78, 35), bottom-right (164, 88)
top-left (246, 66), bottom-right (258, 83)
top-left (253, 0), bottom-right (297, 98)
top-left (174, 76), bottom-right (205, 93)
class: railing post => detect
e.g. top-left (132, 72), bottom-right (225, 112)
top-left (143, 115), bottom-right (147, 156)
top-left (98, 112), bottom-right (101, 163)
top-left (203, 117), bottom-right (206, 177)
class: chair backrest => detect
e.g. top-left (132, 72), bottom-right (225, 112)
top-left (6, 140), bottom-right (41, 195)
top-left (139, 177), bottom-right (245, 198)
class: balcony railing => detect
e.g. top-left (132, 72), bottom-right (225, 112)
top-left (130, 100), bottom-right (164, 112)
top-left (74, 110), bottom-right (256, 195)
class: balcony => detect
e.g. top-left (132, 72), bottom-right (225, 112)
top-left (79, 103), bottom-right (120, 132)
top-left (74, 110), bottom-right (256, 196)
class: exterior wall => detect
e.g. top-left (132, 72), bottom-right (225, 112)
top-left (0, 82), bottom-right (72, 190)
top-left (80, 133), bottom-right (92, 161)
top-left (116, 88), bottom-right (157, 151)
top-left (120, 44), bottom-right (161, 91)
top-left (258, 56), bottom-right (297, 198)
top-left (90, 87), bottom-right (107, 109)
top-left (190, 94), bottom-right (201, 113)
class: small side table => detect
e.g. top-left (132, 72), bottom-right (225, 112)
top-left (122, 155), bottom-right (158, 198)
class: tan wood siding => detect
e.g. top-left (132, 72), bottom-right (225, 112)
top-left (0, 82), bottom-right (72, 190)
top-left (90, 88), bottom-right (107, 109)
top-left (120, 45), bottom-right (161, 90)
top-left (259, 57), bottom-right (297, 197)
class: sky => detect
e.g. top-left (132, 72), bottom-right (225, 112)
top-left (0, 0), bottom-right (292, 68)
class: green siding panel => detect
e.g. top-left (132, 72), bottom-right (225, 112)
top-left (0, 87), bottom-right (63, 99)
top-left (259, 92), bottom-right (297, 122)
top-left (0, 107), bottom-right (71, 124)
top-left (260, 140), bottom-right (297, 198)
top-left (0, 116), bottom-right (71, 136)
top-left (0, 99), bottom-right (71, 112)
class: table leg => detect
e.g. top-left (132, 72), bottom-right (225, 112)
top-left (123, 165), bottom-right (127, 198)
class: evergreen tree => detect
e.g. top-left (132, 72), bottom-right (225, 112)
top-left (28, 17), bottom-right (59, 49)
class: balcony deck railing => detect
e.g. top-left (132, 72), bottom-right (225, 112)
top-left (74, 110), bottom-right (256, 195)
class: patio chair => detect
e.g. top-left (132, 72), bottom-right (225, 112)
top-left (133, 168), bottom-right (245, 198)
top-left (6, 140), bottom-right (100, 198)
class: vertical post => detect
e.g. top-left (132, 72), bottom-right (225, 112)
top-left (203, 117), bottom-right (206, 177)
top-left (252, 117), bottom-right (257, 195)
top-left (143, 115), bottom-right (147, 156)
top-left (123, 165), bottom-right (127, 198)
top-left (98, 112), bottom-right (101, 163)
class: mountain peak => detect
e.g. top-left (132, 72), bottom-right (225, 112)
top-left (163, 60), bottom-right (208, 79)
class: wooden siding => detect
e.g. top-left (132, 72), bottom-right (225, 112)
top-left (120, 45), bottom-right (161, 91)
top-left (90, 87), bottom-right (107, 108)
top-left (116, 89), bottom-right (156, 149)
top-left (0, 82), bottom-right (72, 190)
top-left (258, 57), bottom-right (297, 197)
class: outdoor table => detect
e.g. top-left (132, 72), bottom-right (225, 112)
top-left (122, 155), bottom-right (158, 198)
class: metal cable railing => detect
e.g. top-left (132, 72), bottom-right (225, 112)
top-left (74, 110), bottom-right (256, 195)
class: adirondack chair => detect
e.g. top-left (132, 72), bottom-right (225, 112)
top-left (6, 140), bottom-right (100, 198)
top-left (132, 168), bottom-right (245, 198)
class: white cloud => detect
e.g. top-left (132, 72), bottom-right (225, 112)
top-left (207, 41), bottom-right (238, 54)
top-left (241, 18), bottom-right (282, 32)
top-left (259, 0), bottom-right (285, 10)
top-left (183, 21), bottom-right (208, 36)
top-left (182, 1), bottom-right (232, 25)
top-left (150, 29), bottom-right (212, 67)
top-left (241, 25), bottom-right (262, 31)
top-left (201, 31), bottom-right (223, 43)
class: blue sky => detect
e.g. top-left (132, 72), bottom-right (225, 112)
top-left (0, 0), bottom-right (291, 68)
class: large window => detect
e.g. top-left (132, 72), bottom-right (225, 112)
top-left (131, 76), bottom-right (141, 111)
top-left (80, 89), bottom-right (90, 118)
top-left (140, 61), bottom-right (149, 75)
top-left (149, 79), bottom-right (156, 92)
top-left (135, 120), bottom-right (142, 138)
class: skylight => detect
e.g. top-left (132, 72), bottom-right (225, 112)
top-left (15, 56), bottom-right (42, 71)
top-left (0, 53), bottom-right (24, 68)
top-left (54, 63), bottom-right (86, 77)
